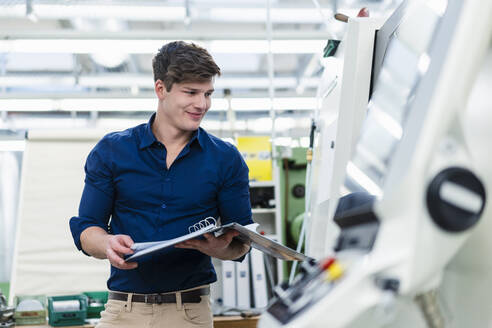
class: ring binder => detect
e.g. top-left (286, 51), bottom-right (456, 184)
top-left (125, 218), bottom-right (308, 262)
top-left (188, 217), bottom-right (217, 233)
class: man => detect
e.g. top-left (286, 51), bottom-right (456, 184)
top-left (70, 41), bottom-right (253, 328)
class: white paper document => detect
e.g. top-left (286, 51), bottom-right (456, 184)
top-left (125, 222), bottom-right (307, 262)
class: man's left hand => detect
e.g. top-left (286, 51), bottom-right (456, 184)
top-left (175, 230), bottom-right (250, 260)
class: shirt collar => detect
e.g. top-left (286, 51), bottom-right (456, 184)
top-left (139, 113), bottom-right (205, 150)
top-left (194, 127), bottom-right (206, 149)
top-left (139, 113), bottom-right (158, 150)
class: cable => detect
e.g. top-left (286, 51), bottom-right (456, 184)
top-left (289, 121), bottom-right (316, 284)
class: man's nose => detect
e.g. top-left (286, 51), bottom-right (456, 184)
top-left (194, 95), bottom-right (208, 110)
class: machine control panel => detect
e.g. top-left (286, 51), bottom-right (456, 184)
top-left (266, 258), bottom-right (344, 325)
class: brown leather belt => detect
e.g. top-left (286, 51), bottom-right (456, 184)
top-left (108, 287), bottom-right (209, 304)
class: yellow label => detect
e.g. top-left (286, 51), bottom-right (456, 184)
top-left (236, 136), bottom-right (272, 181)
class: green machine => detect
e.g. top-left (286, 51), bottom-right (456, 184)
top-left (13, 295), bottom-right (47, 325)
top-left (276, 146), bottom-right (307, 279)
top-left (48, 295), bottom-right (88, 327)
top-left (83, 291), bottom-right (108, 319)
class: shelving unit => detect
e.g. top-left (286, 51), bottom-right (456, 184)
top-left (252, 208), bottom-right (276, 214)
top-left (249, 174), bottom-right (284, 284)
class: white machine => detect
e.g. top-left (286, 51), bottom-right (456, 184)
top-left (260, 0), bottom-right (492, 327)
top-left (306, 13), bottom-right (382, 260)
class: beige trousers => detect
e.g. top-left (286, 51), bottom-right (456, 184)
top-left (96, 286), bottom-right (213, 328)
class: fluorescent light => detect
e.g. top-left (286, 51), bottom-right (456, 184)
top-left (0, 97), bottom-right (317, 112)
top-left (209, 8), bottom-right (333, 23)
top-left (0, 40), bottom-right (165, 54)
top-left (0, 76), bottom-right (76, 87)
top-left (230, 97), bottom-right (317, 111)
top-left (0, 99), bottom-right (54, 111)
top-left (249, 117), bottom-right (274, 133)
top-left (275, 137), bottom-right (293, 146)
top-left (78, 75), bottom-right (152, 88)
top-left (0, 4), bottom-right (185, 21)
top-left (272, 97), bottom-right (317, 110)
top-left (209, 40), bottom-right (325, 54)
top-left (1, 4), bottom-right (333, 23)
top-left (0, 39), bottom-right (325, 55)
top-left (60, 98), bottom-right (156, 112)
top-left (0, 75), bottom-right (320, 90)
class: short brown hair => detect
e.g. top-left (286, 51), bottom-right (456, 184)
top-left (152, 41), bottom-right (221, 91)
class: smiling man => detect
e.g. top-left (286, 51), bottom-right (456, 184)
top-left (69, 41), bottom-right (253, 328)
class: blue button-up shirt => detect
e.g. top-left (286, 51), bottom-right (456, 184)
top-left (69, 113), bottom-right (253, 294)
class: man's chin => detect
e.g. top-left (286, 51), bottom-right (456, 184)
top-left (183, 122), bottom-right (201, 131)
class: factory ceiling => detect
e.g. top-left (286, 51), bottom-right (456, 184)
top-left (0, 0), bottom-right (402, 132)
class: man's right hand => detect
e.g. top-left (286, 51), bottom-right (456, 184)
top-left (105, 234), bottom-right (138, 270)
top-left (80, 227), bottom-right (138, 270)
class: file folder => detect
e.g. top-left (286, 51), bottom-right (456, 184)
top-left (250, 248), bottom-right (268, 308)
top-left (221, 260), bottom-right (237, 308)
top-left (235, 254), bottom-right (251, 309)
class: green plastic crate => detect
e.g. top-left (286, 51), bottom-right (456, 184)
top-left (83, 291), bottom-right (108, 319)
top-left (47, 294), bottom-right (87, 327)
top-left (13, 295), bottom-right (47, 326)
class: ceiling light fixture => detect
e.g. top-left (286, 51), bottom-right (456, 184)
top-left (0, 97), bottom-right (318, 112)
top-left (0, 39), bottom-right (325, 55)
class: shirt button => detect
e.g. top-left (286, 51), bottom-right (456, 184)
top-left (161, 203), bottom-right (167, 209)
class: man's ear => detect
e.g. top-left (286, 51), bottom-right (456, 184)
top-left (155, 80), bottom-right (166, 99)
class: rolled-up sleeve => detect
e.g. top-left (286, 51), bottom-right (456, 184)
top-left (217, 145), bottom-right (253, 227)
top-left (69, 136), bottom-right (115, 253)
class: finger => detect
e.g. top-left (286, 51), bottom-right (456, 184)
top-left (107, 248), bottom-right (126, 267)
top-left (107, 248), bottom-right (138, 270)
top-left (222, 230), bottom-right (239, 238)
top-left (174, 243), bottom-right (194, 249)
top-left (120, 261), bottom-right (138, 270)
top-left (174, 242), bottom-right (188, 248)
top-left (110, 238), bottom-right (134, 255)
top-left (203, 233), bottom-right (214, 240)
top-left (118, 235), bottom-right (135, 248)
top-left (184, 239), bottom-right (206, 248)
top-left (175, 240), bottom-right (203, 249)
top-left (217, 231), bottom-right (237, 244)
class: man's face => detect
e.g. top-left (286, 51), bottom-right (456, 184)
top-left (159, 80), bottom-right (214, 132)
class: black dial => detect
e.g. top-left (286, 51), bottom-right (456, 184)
top-left (426, 167), bottom-right (486, 232)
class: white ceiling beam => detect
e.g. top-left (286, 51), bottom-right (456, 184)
top-left (0, 4), bottom-right (333, 24)
top-left (0, 39), bottom-right (327, 54)
top-left (0, 30), bottom-right (332, 40)
top-left (0, 97), bottom-right (318, 112)
top-left (0, 74), bottom-right (321, 89)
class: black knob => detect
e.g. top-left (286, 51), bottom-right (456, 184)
top-left (426, 167), bottom-right (486, 232)
top-left (291, 184), bottom-right (305, 198)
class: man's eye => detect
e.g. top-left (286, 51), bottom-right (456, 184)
top-left (205, 92), bottom-right (212, 97)
top-left (186, 91), bottom-right (196, 95)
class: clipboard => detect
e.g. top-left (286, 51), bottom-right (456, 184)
top-left (125, 219), bottom-right (308, 262)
